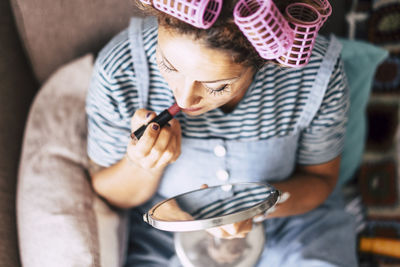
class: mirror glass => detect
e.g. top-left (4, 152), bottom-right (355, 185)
top-left (143, 182), bottom-right (279, 232)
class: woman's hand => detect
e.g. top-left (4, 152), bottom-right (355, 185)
top-left (200, 184), bottom-right (253, 239)
top-left (90, 108), bottom-right (181, 208)
top-left (206, 218), bottom-right (253, 239)
top-left (207, 191), bottom-right (290, 238)
top-left (154, 199), bottom-right (194, 221)
top-left (126, 108), bottom-right (182, 171)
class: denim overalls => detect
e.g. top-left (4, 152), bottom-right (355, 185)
top-left (125, 17), bottom-right (358, 267)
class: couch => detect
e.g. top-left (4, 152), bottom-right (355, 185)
top-left (1, 1), bottom-right (142, 266)
top-left (0, 0), bottom-right (379, 266)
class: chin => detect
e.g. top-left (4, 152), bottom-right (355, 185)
top-left (182, 110), bottom-right (204, 116)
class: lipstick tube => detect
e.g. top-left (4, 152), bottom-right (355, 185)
top-left (131, 103), bottom-right (181, 140)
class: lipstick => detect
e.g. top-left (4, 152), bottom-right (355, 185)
top-left (131, 103), bottom-right (181, 140)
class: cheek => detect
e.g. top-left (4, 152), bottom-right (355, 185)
top-left (204, 92), bottom-right (233, 107)
top-left (160, 71), bottom-right (180, 88)
top-left (230, 81), bottom-right (249, 97)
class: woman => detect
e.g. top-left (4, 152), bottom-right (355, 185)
top-left (86, 0), bottom-right (357, 266)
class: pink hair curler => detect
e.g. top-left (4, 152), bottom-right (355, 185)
top-left (310, 0), bottom-right (332, 27)
top-left (276, 3), bottom-right (322, 67)
top-left (151, 0), bottom-right (223, 29)
top-left (233, 0), bottom-right (294, 60)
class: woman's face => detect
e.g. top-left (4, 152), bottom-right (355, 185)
top-left (157, 26), bottom-right (255, 116)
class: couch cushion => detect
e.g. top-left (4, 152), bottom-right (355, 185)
top-left (10, 0), bottom-right (144, 83)
top-left (338, 39), bottom-right (388, 185)
top-left (17, 54), bottom-right (127, 267)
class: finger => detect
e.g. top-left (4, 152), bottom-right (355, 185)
top-left (130, 109), bottom-right (157, 131)
top-left (169, 118), bottom-right (182, 137)
top-left (220, 223), bottom-right (240, 236)
top-left (170, 138), bottom-right (181, 163)
top-left (170, 135), bottom-right (181, 163)
top-left (158, 119), bottom-right (181, 164)
top-left (253, 214), bottom-right (266, 223)
top-left (218, 228), bottom-right (238, 239)
top-left (144, 118), bottom-right (181, 168)
top-left (237, 218), bottom-right (253, 235)
top-left (219, 219), bottom-right (252, 237)
top-left (207, 226), bottom-right (236, 239)
top-left (221, 233), bottom-right (246, 239)
top-left (167, 118), bottom-right (181, 160)
top-left (154, 134), bottom-right (177, 169)
top-left (168, 117), bottom-right (180, 130)
top-left (130, 109), bottom-right (147, 130)
top-left (134, 122), bottom-right (160, 157)
top-left (149, 124), bottom-right (174, 166)
top-left (154, 123), bottom-right (174, 152)
top-left (200, 184), bottom-right (209, 189)
top-left (206, 227), bottom-right (225, 238)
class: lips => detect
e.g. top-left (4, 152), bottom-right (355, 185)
top-left (181, 106), bottom-right (202, 112)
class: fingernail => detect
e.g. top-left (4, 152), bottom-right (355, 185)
top-left (146, 112), bottom-right (152, 118)
top-left (152, 124), bottom-right (159, 131)
top-left (223, 224), bottom-right (237, 235)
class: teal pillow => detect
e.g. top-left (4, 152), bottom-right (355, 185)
top-left (338, 38), bottom-right (388, 185)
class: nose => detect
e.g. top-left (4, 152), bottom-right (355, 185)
top-left (175, 77), bottom-right (202, 108)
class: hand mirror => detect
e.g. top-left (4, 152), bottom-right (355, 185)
top-left (143, 182), bottom-right (280, 232)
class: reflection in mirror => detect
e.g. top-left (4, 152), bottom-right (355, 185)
top-left (150, 183), bottom-right (276, 222)
top-left (175, 222), bottom-right (266, 267)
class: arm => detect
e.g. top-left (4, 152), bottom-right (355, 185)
top-left (214, 57), bottom-right (349, 237)
top-left (86, 55), bottom-right (181, 209)
top-left (267, 156), bottom-right (340, 218)
top-left (268, 58), bottom-right (348, 218)
top-left (89, 155), bottom-right (164, 209)
top-left (89, 109), bottom-right (181, 209)
top-left (207, 156), bottom-right (340, 238)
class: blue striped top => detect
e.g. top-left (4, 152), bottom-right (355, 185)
top-left (86, 25), bottom-right (349, 168)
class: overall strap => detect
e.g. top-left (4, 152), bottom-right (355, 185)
top-left (297, 35), bottom-right (343, 129)
top-left (128, 16), bottom-right (157, 108)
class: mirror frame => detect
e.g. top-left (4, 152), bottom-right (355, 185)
top-left (143, 182), bottom-right (280, 232)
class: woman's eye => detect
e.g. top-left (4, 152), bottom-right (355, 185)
top-left (158, 59), bottom-right (176, 73)
top-left (205, 84), bottom-right (230, 96)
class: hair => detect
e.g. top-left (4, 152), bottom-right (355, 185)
top-left (135, 0), bottom-right (321, 69)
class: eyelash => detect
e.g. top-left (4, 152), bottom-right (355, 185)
top-left (204, 84), bottom-right (230, 96)
top-left (157, 58), bottom-right (230, 96)
top-left (158, 59), bottom-right (176, 73)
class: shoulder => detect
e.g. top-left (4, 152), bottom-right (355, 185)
top-left (297, 35), bottom-right (331, 72)
top-left (94, 22), bottom-right (158, 80)
top-left (96, 28), bottom-right (131, 77)
top-left (311, 35), bottom-right (331, 59)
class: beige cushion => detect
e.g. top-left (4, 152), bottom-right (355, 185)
top-left (10, 0), bottom-right (144, 83)
top-left (17, 54), bottom-right (127, 267)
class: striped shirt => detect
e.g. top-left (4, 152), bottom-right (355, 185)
top-left (86, 25), bottom-right (349, 168)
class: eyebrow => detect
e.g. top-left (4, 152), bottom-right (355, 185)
top-left (159, 47), bottom-right (241, 84)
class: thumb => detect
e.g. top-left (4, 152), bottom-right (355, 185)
top-left (220, 223), bottom-right (240, 235)
top-left (130, 108), bottom-right (156, 131)
top-left (200, 184), bottom-right (209, 189)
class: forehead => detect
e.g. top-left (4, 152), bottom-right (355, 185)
top-left (157, 26), bottom-right (245, 81)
